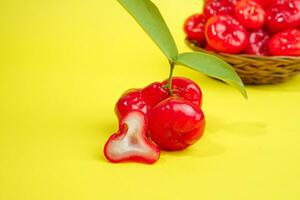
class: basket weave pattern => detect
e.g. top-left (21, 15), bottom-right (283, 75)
top-left (186, 39), bottom-right (300, 85)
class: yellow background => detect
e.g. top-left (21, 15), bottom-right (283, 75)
top-left (1, 0), bottom-right (300, 199)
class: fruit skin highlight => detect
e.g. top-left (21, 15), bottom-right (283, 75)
top-left (268, 29), bottom-right (300, 56)
top-left (104, 110), bottom-right (160, 164)
top-left (204, 0), bottom-right (237, 19)
top-left (184, 14), bottom-right (207, 46)
top-left (205, 15), bottom-right (248, 54)
top-left (115, 82), bottom-right (168, 120)
top-left (148, 97), bottom-right (205, 151)
top-left (266, 0), bottom-right (300, 33)
top-left (162, 77), bottom-right (203, 107)
top-left (115, 77), bottom-right (203, 119)
top-left (245, 29), bottom-right (270, 56)
top-left (234, 0), bottom-right (266, 30)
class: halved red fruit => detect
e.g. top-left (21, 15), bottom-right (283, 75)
top-left (104, 110), bottom-right (160, 164)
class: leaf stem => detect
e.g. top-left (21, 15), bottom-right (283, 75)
top-left (166, 60), bottom-right (175, 95)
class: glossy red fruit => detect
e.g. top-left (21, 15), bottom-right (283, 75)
top-left (115, 82), bottom-right (168, 120)
top-left (184, 14), bottom-right (207, 46)
top-left (104, 110), bottom-right (160, 164)
top-left (205, 15), bottom-right (248, 54)
top-left (142, 82), bottom-right (169, 107)
top-left (162, 77), bottom-right (203, 107)
top-left (245, 29), bottom-right (270, 56)
top-left (234, 0), bottom-right (266, 30)
top-left (205, 43), bottom-right (217, 52)
top-left (266, 0), bottom-right (300, 33)
top-left (251, 0), bottom-right (272, 7)
top-left (268, 29), bottom-right (300, 56)
top-left (204, 0), bottom-right (237, 19)
top-left (148, 97), bottom-right (205, 151)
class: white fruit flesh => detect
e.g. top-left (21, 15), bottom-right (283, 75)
top-left (106, 111), bottom-right (158, 161)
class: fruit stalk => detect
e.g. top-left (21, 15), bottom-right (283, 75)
top-left (166, 60), bottom-right (175, 95)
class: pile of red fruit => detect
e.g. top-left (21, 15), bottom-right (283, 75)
top-left (103, 77), bottom-right (205, 164)
top-left (184, 0), bottom-right (300, 56)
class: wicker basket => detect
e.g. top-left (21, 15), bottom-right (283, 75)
top-left (186, 39), bottom-right (300, 85)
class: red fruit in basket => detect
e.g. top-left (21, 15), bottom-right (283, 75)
top-left (104, 110), bottom-right (160, 164)
top-left (204, 0), bottom-right (237, 19)
top-left (162, 77), bottom-right (203, 107)
top-left (115, 82), bottom-right (168, 120)
top-left (266, 0), bottom-right (300, 33)
top-left (234, 0), bottom-right (266, 30)
top-left (184, 14), bottom-right (207, 46)
top-left (268, 29), bottom-right (300, 56)
top-left (148, 97), bottom-right (205, 151)
top-left (205, 15), bottom-right (248, 54)
top-left (245, 29), bottom-right (270, 56)
top-left (205, 43), bottom-right (217, 52)
top-left (252, 0), bottom-right (272, 7)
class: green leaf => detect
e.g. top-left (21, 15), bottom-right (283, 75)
top-left (175, 52), bottom-right (248, 98)
top-left (117, 0), bottom-right (178, 61)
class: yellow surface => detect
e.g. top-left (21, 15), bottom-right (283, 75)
top-left (0, 1), bottom-right (300, 199)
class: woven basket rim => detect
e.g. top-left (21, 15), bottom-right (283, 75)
top-left (185, 38), bottom-right (300, 62)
